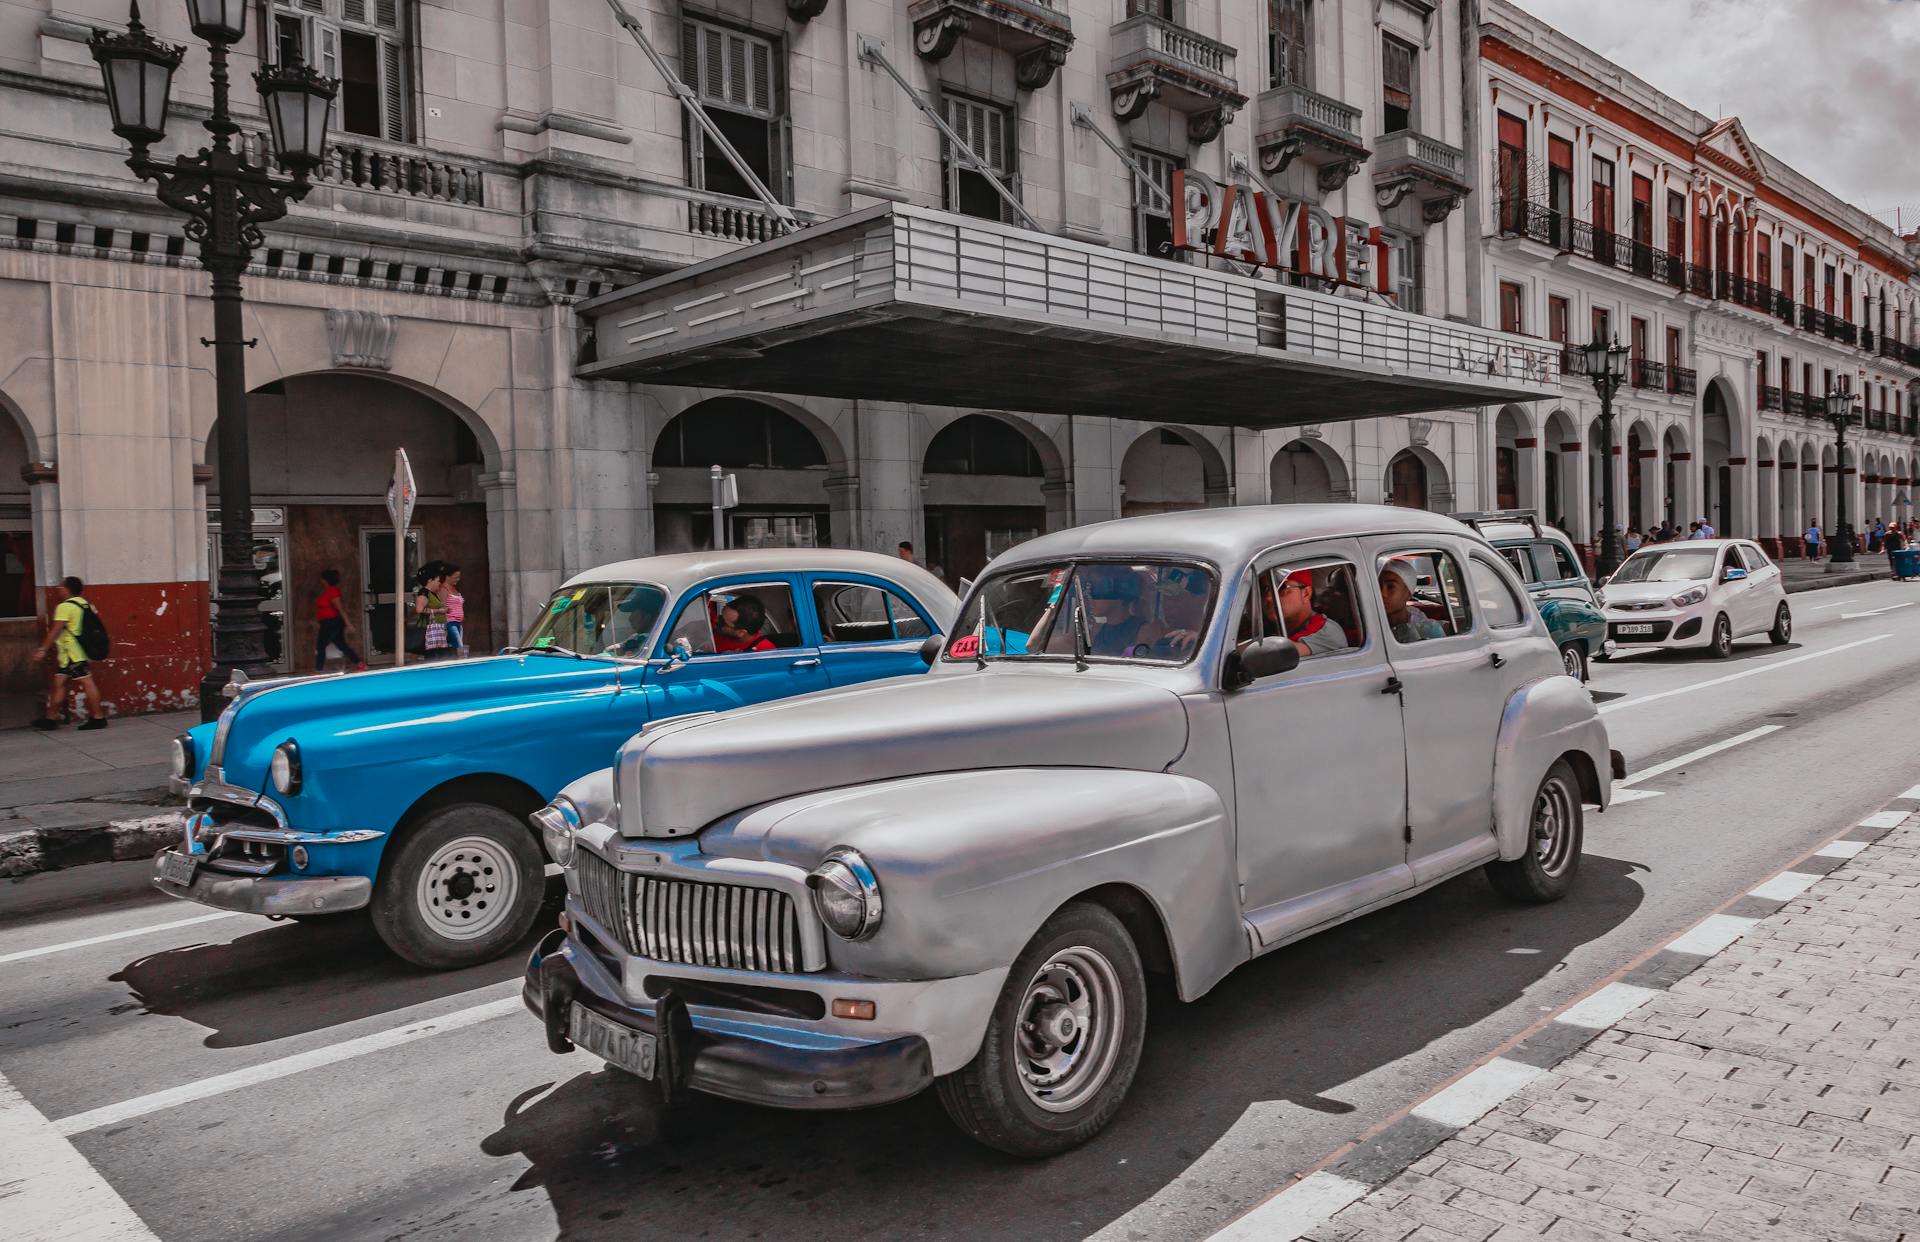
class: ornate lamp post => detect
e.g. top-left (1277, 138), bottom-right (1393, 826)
top-left (1821, 387), bottom-right (1859, 565)
top-left (90, 2), bottom-right (336, 720)
top-left (1580, 336), bottom-right (1632, 577)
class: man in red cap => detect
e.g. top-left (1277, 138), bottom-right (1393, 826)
top-left (1272, 569), bottom-right (1351, 658)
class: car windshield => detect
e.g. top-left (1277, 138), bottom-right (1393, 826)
top-left (519, 583), bottom-right (668, 657)
top-left (1610, 548), bottom-right (1717, 584)
top-left (945, 561), bottom-right (1215, 664)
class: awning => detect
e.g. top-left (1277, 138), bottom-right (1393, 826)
top-left (576, 203), bottom-right (1560, 427)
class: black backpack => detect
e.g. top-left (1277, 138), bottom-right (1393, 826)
top-left (75, 599), bottom-right (110, 661)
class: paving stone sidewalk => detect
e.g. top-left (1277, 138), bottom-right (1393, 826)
top-left (1302, 811), bottom-right (1920, 1242)
top-left (0, 709), bottom-right (191, 877)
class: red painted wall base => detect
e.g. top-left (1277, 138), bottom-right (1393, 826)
top-left (36, 581), bottom-right (209, 718)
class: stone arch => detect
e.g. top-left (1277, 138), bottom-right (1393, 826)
top-left (1493, 404), bottom-right (1534, 511)
top-left (1385, 446), bottom-right (1449, 512)
top-left (1626, 417), bottom-right (1659, 534)
top-left (1119, 425), bottom-right (1230, 516)
top-left (921, 412), bottom-right (1062, 586)
top-left (1663, 422), bottom-right (1693, 532)
top-left (1702, 375), bottom-right (1744, 536)
top-left (0, 388), bottom-right (42, 623)
top-left (1270, 436), bottom-right (1350, 504)
top-left (1543, 408), bottom-right (1581, 533)
top-left (651, 395), bottom-right (840, 556)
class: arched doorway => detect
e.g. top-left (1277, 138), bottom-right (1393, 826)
top-left (1702, 377), bottom-right (1739, 536)
top-left (922, 414), bottom-right (1051, 586)
top-left (0, 396), bottom-right (39, 716)
top-left (1494, 406), bottom-right (1531, 511)
top-left (652, 397), bottom-right (833, 556)
top-left (1118, 428), bottom-right (1227, 516)
top-left (1626, 420), bottom-right (1656, 533)
top-left (1386, 448), bottom-right (1447, 510)
top-left (1544, 409), bottom-right (1578, 531)
top-left (1663, 424), bottom-right (1692, 530)
top-left (212, 373), bottom-right (495, 671)
top-left (1270, 437), bottom-right (1348, 503)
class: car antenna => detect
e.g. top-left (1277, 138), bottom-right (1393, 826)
top-left (975, 597), bottom-right (995, 669)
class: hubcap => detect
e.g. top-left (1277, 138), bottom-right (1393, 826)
top-left (1562, 646), bottom-right (1582, 677)
top-left (1530, 776), bottom-right (1577, 878)
top-left (1778, 609), bottom-right (1791, 637)
top-left (415, 835), bottom-right (519, 942)
top-left (1013, 946), bottom-right (1125, 1113)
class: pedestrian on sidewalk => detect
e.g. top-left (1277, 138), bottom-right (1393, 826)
top-left (1869, 518), bottom-right (1885, 552)
top-left (1805, 520), bottom-right (1821, 558)
top-left (1624, 526), bottom-right (1642, 552)
top-left (314, 568), bottom-right (366, 673)
top-left (412, 564), bottom-right (452, 662)
top-left (1885, 519), bottom-right (1906, 570)
top-left (442, 563), bottom-right (468, 659)
top-left (31, 576), bottom-right (107, 731)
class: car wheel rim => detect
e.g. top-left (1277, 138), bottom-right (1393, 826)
top-left (1778, 608), bottom-right (1790, 638)
top-left (415, 835), bottom-right (519, 942)
top-left (1530, 775), bottom-right (1577, 878)
top-left (1716, 620), bottom-right (1730, 652)
top-left (1562, 646), bottom-right (1582, 677)
top-left (1013, 946), bottom-right (1125, 1114)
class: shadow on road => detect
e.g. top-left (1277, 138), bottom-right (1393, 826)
top-left (1602, 640), bottom-right (1800, 669)
top-left (475, 854), bottom-right (1649, 1242)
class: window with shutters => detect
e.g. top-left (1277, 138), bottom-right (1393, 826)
top-left (1386, 232), bottom-right (1423, 313)
top-left (941, 94), bottom-right (1017, 223)
top-left (1381, 34), bottom-right (1416, 133)
top-left (1133, 149), bottom-right (1181, 257)
top-left (267, 0), bottom-right (408, 143)
top-left (1268, 0), bottom-right (1311, 89)
top-left (681, 18), bottom-right (788, 203)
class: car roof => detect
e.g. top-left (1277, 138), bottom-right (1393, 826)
top-left (1480, 521), bottom-right (1575, 546)
top-left (990, 504), bottom-right (1480, 571)
top-left (560, 549), bottom-right (959, 614)
top-left (1628, 538), bottom-right (1745, 552)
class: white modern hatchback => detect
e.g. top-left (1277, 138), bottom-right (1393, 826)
top-left (1599, 539), bottom-right (1791, 659)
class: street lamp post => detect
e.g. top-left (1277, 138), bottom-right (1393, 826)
top-left (1580, 336), bottom-right (1633, 577)
top-left (89, 2), bottom-right (336, 721)
top-left (1821, 387), bottom-right (1859, 565)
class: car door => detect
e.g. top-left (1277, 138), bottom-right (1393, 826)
top-left (807, 576), bottom-right (938, 687)
top-left (1740, 542), bottom-right (1785, 621)
top-left (1716, 545), bottom-right (1759, 634)
top-left (1369, 537), bottom-right (1506, 882)
top-left (1225, 541), bottom-right (1413, 949)
top-left (641, 577), bottom-right (831, 716)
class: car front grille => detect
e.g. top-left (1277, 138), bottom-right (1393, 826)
top-left (1611, 601), bottom-right (1665, 612)
top-left (1609, 620), bottom-right (1673, 642)
top-left (574, 850), bottom-right (805, 972)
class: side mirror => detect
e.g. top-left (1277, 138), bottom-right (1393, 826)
top-left (1225, 637), bottom-right (1300, 689)
top-left (657, 635), bottom-right (694, 672)
top-left (1723, 566), bottom-right (1748, 582)
top-left (918, 633), bottom-right (944, 666)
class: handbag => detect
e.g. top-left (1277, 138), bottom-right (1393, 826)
top-left (424, 621), bottom-right (449, 651)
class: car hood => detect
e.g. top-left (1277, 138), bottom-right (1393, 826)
top-left (1601, 580), bottom-right (1701, 606)
top-left (210, 655), bottom-right (619, 783)
top-left (612, 668), bottom-right (1191, 839)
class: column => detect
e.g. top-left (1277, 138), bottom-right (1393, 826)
top-left (1516, 435), bottom-right (1545, 516)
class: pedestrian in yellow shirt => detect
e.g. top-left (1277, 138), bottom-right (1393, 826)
top-left (31, 576), bottom-right (107, 730)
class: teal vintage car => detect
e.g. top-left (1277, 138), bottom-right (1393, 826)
top-left (1458, 513), bottom-right (1608, 681)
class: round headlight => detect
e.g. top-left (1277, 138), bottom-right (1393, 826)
top-left (170, 734), bottom-right (194, 780)
top-left (269, 741), bottom-right (301, 795)
top-left (534, 796), bottom-right (581, 867)
top-left (807, 848), bottom-right (882, 940)
top-left (291, 844), bottom-right (309, 870)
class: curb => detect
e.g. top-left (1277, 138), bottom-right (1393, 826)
top-left (1782, 567), bottom-right (1889, 594)
top-left (0, 810), bottom-right (182, 879)
top-left (1208, 784), bottom-right (1920, 1241)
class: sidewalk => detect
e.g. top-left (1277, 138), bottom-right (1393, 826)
top-left (0, 710), bottom-right (191, 877)
top-left (1780, 557), bottom-right (1895, 594)
top-left (1227, 791), bottom-right (1920, 1242)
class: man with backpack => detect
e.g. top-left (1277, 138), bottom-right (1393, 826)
top-left (31, 576), bottom-right (108, 730)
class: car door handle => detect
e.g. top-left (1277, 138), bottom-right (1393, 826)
top-left (790, 658), bottom-right (821, 670)
top-left (1489, 651), bottom-right (1507, 669)
top-left (1381, 676), bottom-right (1404, 696)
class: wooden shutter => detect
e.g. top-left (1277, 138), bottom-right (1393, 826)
top-left (380, 36), bottom-right (405, 141)
top-left (683, 20), bottom-right (776, 118)
top-left (1382, 36), bottom-right (1414, 111)
top-left (342, 0), bottom-right (366, 22)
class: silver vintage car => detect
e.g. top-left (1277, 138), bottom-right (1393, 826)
top-left (523, 506), bottom-right (1621, 1155)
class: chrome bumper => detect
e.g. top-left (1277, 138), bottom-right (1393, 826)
top-left (151, 848), bottom-right (373, 916)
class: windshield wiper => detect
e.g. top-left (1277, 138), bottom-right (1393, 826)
top-left (502, 644), bottom-right (586, 660)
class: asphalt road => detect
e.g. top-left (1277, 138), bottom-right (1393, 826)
top-left (4, 576), bottom-right (1920, 1242)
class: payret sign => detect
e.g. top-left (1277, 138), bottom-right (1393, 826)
top-left (1172, 169), bottom-right (1391, 298)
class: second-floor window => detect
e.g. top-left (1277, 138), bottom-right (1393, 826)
top-left (1134, 149), bottom-right (1181, 257)
top-left (1269, 0), bottom-right (1312, 89)
top-left (942, 95), bottom-right (1017, 223)
top-left (1499, 281), bottom-right (1524, 334)
top-left (1666, 190), bottom-right (1686, 257)
top-left (1387, 232), bottom-right (1423, 312)
top-left (682, 19), bottom-right (788, 203)
top-left (270, 0), bottom-right (407, 142)
top-left (1381, 34), bottom-right (1417, 133)
top-left (1781, 243), bottom-right (1795, 300)
top-left (1549, 295), bottom-right (1569, 344)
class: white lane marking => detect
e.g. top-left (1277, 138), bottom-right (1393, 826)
top-left (1598, 634), bottom-right (1893, 716)
top-left (0, 1067), bottom-right (158, 1240)
top-left (1411, 1057), bottom-right (1545, 1128)
top-left (0, 912), bottom-right (249, 966)
top-left (53, 991), bottom-right (520, 1137)
top-left (1815, 840), bottom-right (1868, 859)
top-left (1555, 982), bottom-right (1660, 1030)
top-left (1840, 602), bottom-right (1915, 619)
top-left (1807, 599), bottom-right (1858, 610)
top-left (1749, 871), bottom-right (1820, 903)
top-left (1208, 1171), bottom-right (1371, 1242)
top-left (1859, 810), bottom-right (1909, 829)
top-left (1606, 725), bottom-right (1783, 806)
top-left (1609, 788), bottom-right (1664, 804)
top-left (1665, 914), bottom-right (1759, 957)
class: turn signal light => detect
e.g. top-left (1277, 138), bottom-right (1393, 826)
top-left (831, 998), bottom-right (876, 1021)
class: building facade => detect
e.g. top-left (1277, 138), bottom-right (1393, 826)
top-left (1, 0), bottom-right (1522, 712)
top-left (1474, 0), bottom-right (1920, 563)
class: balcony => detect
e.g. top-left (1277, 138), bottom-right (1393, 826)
top-left (1668, 366), bottom-right (1698, 398)
top-left (1254, 83), bottom-right (1369, 193)
top-left (1632, 359), bottom-right (1665, 391)
top-left (1760, 386), bottom-right (1782, 411)
top-left (1371, 130), bottom-right (1468, 224)
top-left (244, 131), bottom-right (489, 206)
top-left (1868, 408), bottom-right (1890, 432)
top-left (1784, 391), bottom-right (1809, 416)
top-left (909, 0), bottom-right (1074, 89)
top-left (686, 193), bottom-right (802, 244)
top-left (1107, 13), bottom-right (1246, 143)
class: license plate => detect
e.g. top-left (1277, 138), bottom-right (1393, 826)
top-left (1616, 624), bottom-right (1654, 635)
top-left (570, 1002), bottom-right (655, 1079)
top-left (158, 850), bottom-right (198, 887)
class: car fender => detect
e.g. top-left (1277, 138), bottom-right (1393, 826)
top-left (1492, 674), bottom-right (1613, 861)
top-left (703, 767), bottom-right (1246, 1002)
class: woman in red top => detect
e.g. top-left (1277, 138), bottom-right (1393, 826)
top-left (314, 568), bottom-right (365, 672)
top-left (711, 594), bottom-right (776, 653)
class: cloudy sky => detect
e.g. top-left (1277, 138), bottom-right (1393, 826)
top-left (1510, 0), bottom-right (1920, 226)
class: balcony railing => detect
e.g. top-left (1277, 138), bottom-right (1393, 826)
top-left (1668, 366), bottom-right (1698, 397)
top-left (242, 131), bottom-right (490, 207)
top-left (1862, 327), bottom-right (1877, 352)
top-left (1632, 358), bottom-right (1665, 390)
top-left (687, 195), bottom-right (799, 244)
top-left (1558, 343), bottom-right (1585, 377)
top-left (1784, 391), bottom-right (1809, 416)
top-left (1111, 11), bottom-right (1233, 78)
top-left (1868, 409), bottom-right (1889, 432)
top-left (1760, 385), bottom-right (1782, 411)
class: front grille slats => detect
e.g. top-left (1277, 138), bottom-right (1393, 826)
top-left (574, 851), bottom-right (802, 973)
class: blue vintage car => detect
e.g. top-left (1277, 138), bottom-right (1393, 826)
top-left (153, 550), bottom-right (958, 969)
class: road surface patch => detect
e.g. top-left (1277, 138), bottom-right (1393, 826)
top-left (0, 1067), bottom-right (158, 1241)
top-left (0, 912), bottom-right (247, 967)
top-left (1660, 912), bottom-right (1757, 957)
top-left (1596, 634), bottom-right (1890, 716)
top-left (1207, 1172), bottom-right (1369, 1242)
top-left (1409, 1058), bottom-right (1545, 1127)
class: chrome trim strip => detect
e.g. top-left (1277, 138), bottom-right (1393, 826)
top-left (187, 777), bottom-right (289, 830)
top-left (205, 827), bottom-right (384, 846)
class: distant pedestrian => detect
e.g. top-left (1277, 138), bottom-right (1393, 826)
top-left (1805, 521), bottom-right (1822, 558)
top-left (442, 563), bottom-right (468, 658)
top-left (1625, 526), bottom-right (1642, 552)
top-left (1697, 518), bottom-right (1716, 538)
top-left (314, 568), bottom-right (365, 673)
top-left (413, 566), bottom-right (452, 662)
top-left (1553, 515), bottom-right (1569, 532)
top-left (1869, 518), bottom-right (1886, 553)
top-left (1688, 521), bottom-right (1704, 539)
top-left (896, 541), bottom-right (915, 563)
top-left (31, 576), bottom-right (107, 730)
top-left (1885, 520), bottom-right (1906, 566)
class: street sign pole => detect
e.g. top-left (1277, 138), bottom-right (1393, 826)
top-left (386, 449), bottom-right (417, 667)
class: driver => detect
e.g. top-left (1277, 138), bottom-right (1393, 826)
top-left (1081, 569), bottom-right (1151, 656)
top-left (1272, 569), bottom-right (1351, 658)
